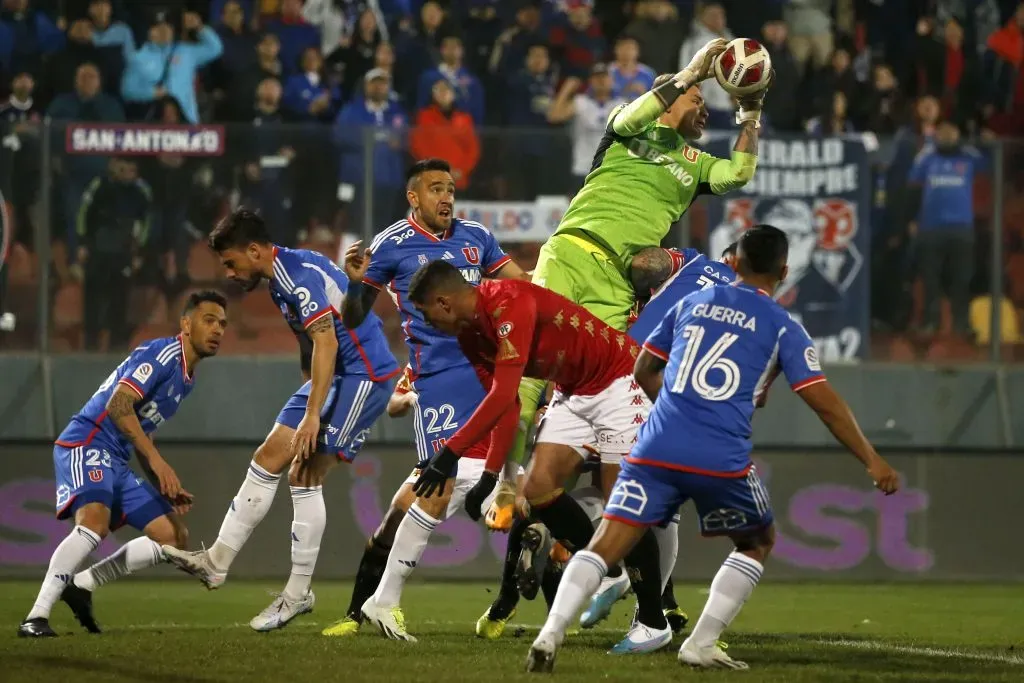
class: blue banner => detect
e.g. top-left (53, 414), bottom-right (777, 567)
top-left (704, 136), bottom-right (871, 361)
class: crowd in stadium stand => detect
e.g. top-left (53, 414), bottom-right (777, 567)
top-left (1, 0), bottom-right (1023, 354)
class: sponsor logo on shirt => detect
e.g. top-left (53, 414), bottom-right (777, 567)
top-left (132, 363), bottom-right (153, 384)
top-left (804, 347), bottom-right (821, 373)
top-left (497, 322), bottom-right (513, 338)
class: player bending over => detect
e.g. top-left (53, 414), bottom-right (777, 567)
top-left (18, 292), bottom-right (227, 637)
top-left (579, 243), bottom-right (739, 632)
top-left (525, 225), bottom-right (899, 673)
top-left (318, 158), bottom-right (529, 639)
top-left (163, 209), bottom-right (398, 631)
top-left (409, 263), bottom-right (672, 653)
top-left (490, 37), bottom-right (768, 528)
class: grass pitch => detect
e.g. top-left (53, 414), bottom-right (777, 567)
top-left (1, 580), bottom-right (1022, 682)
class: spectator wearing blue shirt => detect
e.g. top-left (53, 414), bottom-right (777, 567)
top-left (907, 121), bottom-right (986, 336)
top-left (608, 34), bottom-right (655, 101)
top-left (266, 0), bottom-right (321, 77)
top-left (101, 11), bottom-right (223, 123)
top-left (505, 43), bottom-right (564, 199)
top-left (0, 0), bottom-right (65, 76)
top-left (334, 68), bottom-right (408, 234)
top-left (283, 46), bottom-right (342, 122)
top-left (416, 35), bottom-right (485, 124)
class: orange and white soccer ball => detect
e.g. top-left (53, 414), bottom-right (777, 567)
top-left (713, 38), bottom-right (772, 97)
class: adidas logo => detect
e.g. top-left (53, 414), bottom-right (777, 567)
top-left (399, 559), bottom-right (417, 568)
top-left (442, 251), bottom-right (455, 260)
top-left (54, 573), bottom-right (71, 584)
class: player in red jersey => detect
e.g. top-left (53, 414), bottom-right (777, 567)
top-left (408, 260), bottom-right (675, 653)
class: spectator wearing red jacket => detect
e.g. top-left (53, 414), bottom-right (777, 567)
top-left (410, 79), bottom-right (480, 191)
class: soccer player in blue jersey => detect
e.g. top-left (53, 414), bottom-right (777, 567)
top-left (526, 225), bottom-right (900, 672)
top-left (162, 209), bottom-right (399, 632)
top-left (18, 291), bottom-right (228, 638)
top-left (317, 158), bottom-right (529, 640)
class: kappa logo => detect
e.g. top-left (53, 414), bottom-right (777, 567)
top-left (630, 395), bottom-right (645, 406)
top-left (631, 413), bottom-right (645, 425)
top-left (132, 363), bottom-right (153, 384)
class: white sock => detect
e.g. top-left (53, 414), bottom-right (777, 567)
top-left (209, 461), bottom-right (281, 571)
top-left (27, 525), bottom-right (101, 620)
top-left (282, 485), bottom-right (326, 601)
top-left (74, 537), bottom-right (163, 592)
top-left (653, 518), bottom-right (680, 594)
top-left (689, 551), bottom-right (764, 647)
top-left (539, 550), bottom-right (607, 642)
top-left (372, 502), bottom-right (439, 608)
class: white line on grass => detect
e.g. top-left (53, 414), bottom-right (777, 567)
top-left (816, 639), bottom-right (1024, 666)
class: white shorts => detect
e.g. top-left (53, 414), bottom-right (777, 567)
top-left (536, 374), bottom-right (651, 465)
top-left (403, 457), bottom-right (521, 522)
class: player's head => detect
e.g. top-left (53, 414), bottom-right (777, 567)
top-left (936, 120), bottom-right (961, 152)
top-left (408, 260), bottom-right (475, 335)
top-left (655, 73), bottom-right (707, 139)
top-left (720, 241), bottom-right (738, 271)
top-left (629, 247), bottom-right (675, 297)
top-left (406, 158), bottom-right (455, 233)
top-left (180, 290), bottom-right (228, 358)
top-left (208, 208), bottom-right (274, 291)
top-left (735, 224), bottom-right (788, 292)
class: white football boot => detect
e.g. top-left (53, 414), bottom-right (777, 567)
top-left (250, 590), bottom-right (315, 632)
top-left (361, 597), bottom-right (417, 642)
top-left (678, 637), bottom-right (749, 669)
top-left (161, 545), bottom-right (226, 589)
top-left (526, 632), bottom-right (559, 673)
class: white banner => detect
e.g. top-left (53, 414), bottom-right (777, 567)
top-left (456, 197), bottom-right (569, 243)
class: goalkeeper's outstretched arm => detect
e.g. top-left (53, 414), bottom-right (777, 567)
top-left (707, 120), bottom-right (759, 195)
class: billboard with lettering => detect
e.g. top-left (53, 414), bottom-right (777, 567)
top-left (1, 445), bottom-right (1015, 580)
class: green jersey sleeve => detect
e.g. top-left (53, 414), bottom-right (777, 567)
top-left (701, 150), bottom-right (759, 195)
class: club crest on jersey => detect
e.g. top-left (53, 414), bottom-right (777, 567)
top-left (497, 322), bottom-right (513, 338)
top-left (88, 469), bottom-right (104, 483)
top-left (462, 247), bottom-right (480, 265)
top-left (132, 363), bottom-right (153, 384)
top-left (418, 254), bottom-right (428, 265)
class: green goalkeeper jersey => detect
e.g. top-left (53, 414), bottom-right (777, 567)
top-left (555, 103), bottom-right (754, 268)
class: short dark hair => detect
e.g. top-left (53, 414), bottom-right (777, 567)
top-left (721, 241), bottom-right (738, 259)
top-left (209, 207), bottom-right (272, 252)
top-left (183, 289), bottom-right (228, 316)
top-left (408, 260), bottom-right (468, 304)
top-left (629, 247), bottom-right (673, 295)
top-left (738, 224), bottom-right (788, 278)
top-left (406, 158), bottom-right (452, 189)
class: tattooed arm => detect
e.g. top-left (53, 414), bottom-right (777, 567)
top-left (304, 315), bottom-right (339, 418)
top-left (706, 121), bottom-right (760, 195)
top-left (105, 386), bottom-right (183, 497)
top-left (341, 283), bottom-right (381, 330)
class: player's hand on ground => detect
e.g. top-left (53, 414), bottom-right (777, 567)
top-left (292, 412), bottom-right (321, 460)
top-left (867, 457), bottom-right (899, 495)
top-left (344, 241), bottom-right (372, 282)
top-left (413, 447), bottom-right (458, 498)
top-left (149, 456), bottom-right (183, 499)
top-left (675, 37), bottom-right (728, 88)
top-left (464, 471), bottom-right (498, 521)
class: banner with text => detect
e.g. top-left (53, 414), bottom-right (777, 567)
top-left (456, 197), bottom-right (569, 244)
top-left (704, 136), bottom-right (871, 361)
top-left (65, 123), bottom-right (225, 156)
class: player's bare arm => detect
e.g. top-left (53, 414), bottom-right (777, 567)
top-left (387, 392), bottom-right (417, 418)
top-left (293, 314), bottom-right (339, 459)
top-left (106, 386), bottom-right (183, 498)
top-left (341, 240), bottom-right (381, 329)
top-left (633, 348), bottom-right (666, 403)
top-left (734, 120), bottom-right (758, 156)
top-left (492, 259), bottom-right (530, 281)
top-left (797, 381), bottom-right (900, 494)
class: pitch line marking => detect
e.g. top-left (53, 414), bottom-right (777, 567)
top-left (816, 638), bottom-right (1024, 666)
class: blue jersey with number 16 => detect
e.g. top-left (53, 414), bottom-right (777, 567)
top-left (633, 283), bottom-right (825, 475)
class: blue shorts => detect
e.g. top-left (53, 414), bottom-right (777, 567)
top-left (604, 459), bottom-right (773, 537)
top-left (276, 375), bottom-right (390, 461)
top-left (54, 444), bottom-right (171, 531)
top-left (410, 365), bottom-right (487, 470)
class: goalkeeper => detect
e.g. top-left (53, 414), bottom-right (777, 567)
top-left (484, 38), bottom-right (769, 529)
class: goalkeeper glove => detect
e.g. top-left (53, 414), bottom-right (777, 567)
top-left (735, 69), bottom-right (775, 129)
top-left (464, 471), bottom-right (498, 522)
top-left (412, 447), bottom-right (458, 498)
top-left (672, 38), bottom-right (728, 91)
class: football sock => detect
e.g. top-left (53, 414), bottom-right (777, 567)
top-left (538, 550), bottom-right (607, 642)
top-left (74, 537), bottom-right (163, 592)
top-left (541, 561), bottom-right (564, 611)
top-left (652, 518), bottom-right (679, 594)
top-left (373, 502), bottom-right (439, 608)
top-left (27, 525), bottom-right (101, 620)
top-left (347, 536), bottom-right (393, 621)
top-left (690, 551), bottom-right (764, 647)
top-left (490, 516), bottom-right (528, 619)
top-left (209, 460), bottom-right (281, 571)
top-left (662, 577), bottom-right (679, 611)
top-left (534, 493), bottom-right (594, 552)
top-left (624, 529), bottom-right (668, 629)
top-left (283, 485), bottom-right (325, 601)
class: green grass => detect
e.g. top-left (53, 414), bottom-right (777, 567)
top-left (2, 580), bottom-right (1023, 682)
